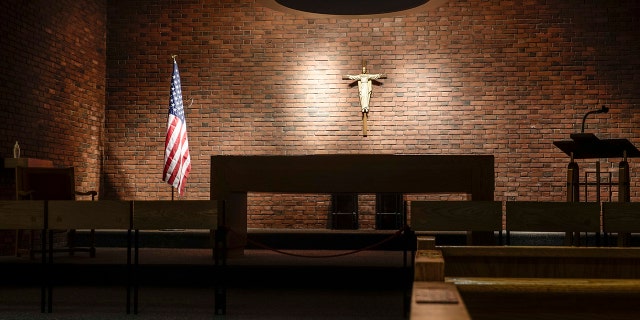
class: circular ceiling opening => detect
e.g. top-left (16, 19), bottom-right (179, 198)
top-left (259, 0), bottom-right (448, 18)
top-left (276, 0), bottom-right (427, 16)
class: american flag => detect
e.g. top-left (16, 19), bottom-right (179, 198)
top-left (163, 59), bottom-right (191, 195)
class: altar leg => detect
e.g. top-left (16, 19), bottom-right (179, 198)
top-left (220, 192), bottom-right (247, 256)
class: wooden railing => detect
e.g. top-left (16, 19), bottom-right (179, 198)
top-left (0, 199), bottom-right (224, 315)
top-left (410, 200), bottom-right (640, 247)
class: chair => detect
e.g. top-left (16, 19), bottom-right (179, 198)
top-left (131, 200), bottom-right (221, 315)
top-left (376, 193), bottom-right (404, 230)
top-left (47, 200), bottom-right (132, 313)
top-left (505, 201), bottom-right (601, 246)
top-left (15, 166), bottom-right (98, 257)
top-left (330, 193), bottom-right (358, 230)
top-left (410, 201), bottom-right (503, 245)
top-left (602, 202), bottom-right (640, 247)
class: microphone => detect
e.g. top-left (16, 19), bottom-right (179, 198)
top-left (581, 105), bottom-right (609, 133)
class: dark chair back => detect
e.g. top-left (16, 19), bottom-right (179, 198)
top-left (16, 167), bottom-right (75, 200)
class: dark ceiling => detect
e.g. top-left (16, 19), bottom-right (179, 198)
top-left (275, 0), bottom-right (428, 15)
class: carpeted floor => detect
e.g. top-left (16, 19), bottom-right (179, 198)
top-left (1, 248), bottom-right (409, 319)
top-left (2, 229), bottom-right (631, 319)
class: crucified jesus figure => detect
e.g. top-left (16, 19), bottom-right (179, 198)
top-left (343, 61), bottom-right (386, 136)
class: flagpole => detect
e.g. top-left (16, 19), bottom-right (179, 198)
top-left (171, 54), bottom-right (177, 201)
top-left (175, 56), bottom-right (182, 199)
top-left (164, 54), bottom-right (191, 199)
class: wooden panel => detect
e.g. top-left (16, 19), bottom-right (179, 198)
top-left (506, 201), bottom-right (600, 232)
top-left (411, 201), bottom-right (502, 232)
top-left (440, 246), bottom-right (640, 259)
top-left (211, 155), bottom-right (495, 199)
top-left (411, 281), bottom-right (471, 320)
top-left (133, 200), bottom-right (217, 230)
top-left (417, 236), bottom-right (436, 250)
top-left (414, 250), bottom-right (445, 281)
top-left (0, 200), bottom-right (45, 229)
top-left (449, 277), bottom-right (640, 294)
top-left (3, 157), bottom-right (54, 169)
top-left (602, 202), bottom-right (640, 233)
top-left (440, 246), bottom-right (640, 279)
top-left (48, 200), bottom-right (131, 229)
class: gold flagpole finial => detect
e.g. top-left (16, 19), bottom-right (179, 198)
top-left (171, 54), bottom-right (178, 62)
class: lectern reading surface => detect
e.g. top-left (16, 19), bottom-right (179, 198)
top-left (553, 133), bottom-right (640, 159)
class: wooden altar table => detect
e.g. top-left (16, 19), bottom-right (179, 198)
top-left (210, 154), bottom-right (495, 252)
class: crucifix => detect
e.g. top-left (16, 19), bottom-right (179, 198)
top-left (343, 60), bottom-right (386, 136)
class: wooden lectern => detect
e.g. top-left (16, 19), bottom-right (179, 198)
top-left (554, 134), bottom-right (640, 245)
top-left (554, 133), bottom-right (640, 202)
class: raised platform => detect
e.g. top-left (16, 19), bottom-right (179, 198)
top-left (72, 228), bottom-right (632, 249)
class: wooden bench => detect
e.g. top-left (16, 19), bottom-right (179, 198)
top-left (2, 199), bottom-right (226, 315)
top-left (0, 200), bottom-right (47, 312)
top-left (447, 277), bottom-right (640, 294)
top-left (47, 200), bottom-right (132, 313)
top-left (440, 245), bottom-right (640, 278)
top-left (410, 201), bottom-right (640, 318)
top-left (412, 232), bottom-right (640, 319)
top-left (602, 202), bottom-right (640, 246)
top-left (411, 236), bottom-right (470, 319)
top-left (414, 236), bottom-right (443, 282)
top-left (408, 200), bottom-right (503, 320)
top-left (131, 200), bottom-right (222, 315)
top-left (505, 201), bottom-right (601, 246)
top-left (410, 201), bottom-right (503, 245)
top-left (411, 281), bottom-right (471, 320)
top-left (439, 245), bottom-right (640, 319)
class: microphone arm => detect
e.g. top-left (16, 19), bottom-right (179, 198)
top-left (581, 105), bottom-right (609, 133)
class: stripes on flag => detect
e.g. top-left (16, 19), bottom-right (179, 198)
top-left (162, 59), bottom-right (191, 195)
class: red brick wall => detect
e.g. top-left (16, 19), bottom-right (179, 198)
top-left (104, 0), bottom-right (640, 228)
top-left (2, 1), bottom-right (639, 231)
top-left (0, 0), bottom-right (106, 195)
top-left (0, 0), bottom-right (106, 254)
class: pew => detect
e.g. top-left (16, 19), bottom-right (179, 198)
top-left (411, 281), bottom-right (471, 320)
top-left (2, 200), bottom-right (225, 315)
top-left (0, 200), bottom-right (47, 312)
top-left (602, 202), bottom-right (640, 246)
top-left (447, 277), bottom-right (640, 294)
top-left (411, 236), bottom-right (471, 320)
top-left (439, 245), bottom-right (640, 319)
top-left (47, 200), bottom-right (132, 313)
top-left (505, 201), bottom-right (601, 246)
top-left (409, 201), bottom-right (640, 319)
top-left (131, 200), bottom-right (222, 315)
top-left (440, 246), bottom-right (640, 279)
top-left (408, 201), bottom-right (501, 319)
top-left (410, 201), bottom-right (503, 245)
top-left (412, 242), bottom-right (640, 319)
